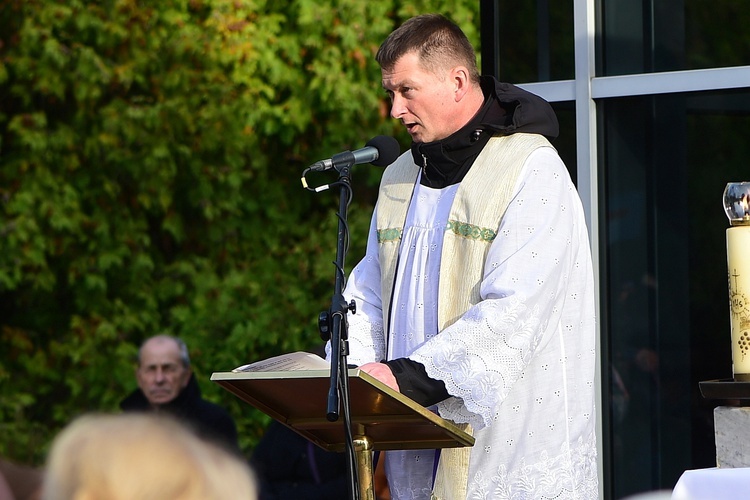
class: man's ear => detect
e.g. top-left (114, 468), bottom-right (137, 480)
top-left (181, 367), bottom-right (193, 388)
top-left (451, 66), bottom-right (472, 102)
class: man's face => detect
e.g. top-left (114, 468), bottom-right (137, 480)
top-left (136, 338), bottom-right (191, 406)
top-left (382, 51), bottom-right (459, 143)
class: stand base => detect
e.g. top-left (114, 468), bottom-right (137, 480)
top-left (699, 378), bottom-right (750, 400)
top-left (715, 406), bottom-right (750, 467)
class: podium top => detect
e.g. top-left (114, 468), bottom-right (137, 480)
top-left (211, 369), bottom-right (475, 452)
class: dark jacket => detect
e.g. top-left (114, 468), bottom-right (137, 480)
top-left (120, 373), bottom-right (240, 454)
top-left (251, 420), bottom-right (348, 500)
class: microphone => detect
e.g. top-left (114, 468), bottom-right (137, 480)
top-left (308, 135), bottom-right (401, 172)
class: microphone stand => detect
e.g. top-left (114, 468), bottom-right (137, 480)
top-left (314, 161), bottom-right (361, 500)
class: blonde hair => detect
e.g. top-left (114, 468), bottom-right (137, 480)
top-left (42, 413), bottom-right (257, 500)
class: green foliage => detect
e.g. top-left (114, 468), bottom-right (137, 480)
top-left (0, 0), bottom-right (479, 464)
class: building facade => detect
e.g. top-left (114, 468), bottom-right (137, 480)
top-left (480, 0), bottom-right (750, 497)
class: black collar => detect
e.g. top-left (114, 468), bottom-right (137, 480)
top-left (410, 79), bottom-right (506, 188)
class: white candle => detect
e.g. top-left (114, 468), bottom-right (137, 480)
top-left (727, 225), bottom-right (750, 380)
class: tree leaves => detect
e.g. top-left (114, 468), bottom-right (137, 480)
top-left (0, 0), bottom-right (480, 464)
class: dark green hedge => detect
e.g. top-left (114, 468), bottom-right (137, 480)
top-left (0, 0), bottom-right (479, 464)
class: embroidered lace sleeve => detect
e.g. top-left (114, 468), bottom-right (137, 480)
top-left (327, 213), bottom-right (387, 366)
top-left (409, 149), bottom-right (589, 429)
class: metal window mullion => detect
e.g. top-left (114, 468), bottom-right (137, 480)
top-left (520, 66), bottom-right (750, 102)
top-left (591, 65), bottom-right (750, 98)
top-left (573, 2), bottom-right (603, 499)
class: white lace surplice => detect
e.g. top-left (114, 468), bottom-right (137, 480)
top-left (340, 148), bottom-right (598, 499)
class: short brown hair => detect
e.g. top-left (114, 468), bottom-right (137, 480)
top-left (376, 14), bottom-right (480, 84)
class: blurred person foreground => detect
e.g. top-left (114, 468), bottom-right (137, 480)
top-left (0, 458), bottom-right (43, 500)
top-left (41, 413), bottom-right (258, 500)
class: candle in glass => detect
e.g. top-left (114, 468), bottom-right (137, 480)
top-left (724, 182), bottom-right (750, 381)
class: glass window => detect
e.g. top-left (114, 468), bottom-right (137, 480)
top-left (602, 89), bottom-right (750, 498)
top-left (551, 101), bottom-right (577, 182)
top-left (485, 0), bottom-right (574, 83)
top-left (602, 0), bottom-right (750, 77)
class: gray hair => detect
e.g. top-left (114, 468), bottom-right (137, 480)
top-left (138, 335), bottom-right (191, 368)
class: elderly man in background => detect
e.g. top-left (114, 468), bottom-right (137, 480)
top-left (120, 335), bottom-right (240, 454)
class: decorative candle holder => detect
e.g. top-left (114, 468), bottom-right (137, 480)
top-left (723, 182), bottom-right (750, 381)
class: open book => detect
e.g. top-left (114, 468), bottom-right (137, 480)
top-left (232, 351), bottom-right (330, 373)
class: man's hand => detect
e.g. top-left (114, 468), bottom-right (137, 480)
top-left (359, 362), bottom-right (400, 392)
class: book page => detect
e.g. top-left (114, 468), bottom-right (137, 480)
top-left (232, 351), bottom-right (330, 373)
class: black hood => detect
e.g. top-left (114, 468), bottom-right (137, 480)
top-left (483, 77), bottom-right (559, 140)
top-left (411, 76), bottom-right (558, 188)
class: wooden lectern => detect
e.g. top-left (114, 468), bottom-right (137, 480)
top-left (211, 368), bottom-right (475, 500)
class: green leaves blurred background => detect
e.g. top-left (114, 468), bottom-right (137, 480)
top-left (0, 0), bottom-right (480, 463)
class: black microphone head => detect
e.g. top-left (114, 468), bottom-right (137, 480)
top-left (366, 135), bottom-right (401, 167)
